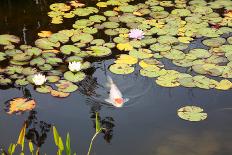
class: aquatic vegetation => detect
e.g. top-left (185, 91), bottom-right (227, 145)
top-left (177, 106), bottom-right (208, 122)
top-left (7, 98), bottom-right (36, 114)
top-left (1, 112), bottom-right (104, 155)
top-left (32, 73), bottom-right (47, 86)
top-left (68, 61), bottom-right (82, 72)
top-left (128, 29), bottom-right (145, 39)
top-left (0, 0), bottom-right (231, 99)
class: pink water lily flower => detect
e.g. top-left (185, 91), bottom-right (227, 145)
top-left (129, 29), bottom-right (144, 40)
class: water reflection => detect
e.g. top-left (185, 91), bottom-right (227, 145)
top-left (89, 100), bottom-right (115, 143)
top-left (154, 131), bottom-right (232, 155)
top-left (25, 110), bottom-right (51, 148)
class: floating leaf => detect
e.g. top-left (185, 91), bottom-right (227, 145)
top-left (7, 98), bottom-right (36, 114)
top-left (35, 38), bottom-right (60, 50)
top-left (202, 37), bottom-right (226, 47)
top-left (0, 34), bottom-right (20, 45)
top-left (129, 49), bottom-right (153, 59)
top-left (38, 31), bottom-right (52, 38)
top-left (60, 45), bottom-right (80, 55)
top-left (64, 71), bottom-right (86, 83)
top-left (36, 85), bottom-right (52, 93)
top-left (50, 89), bottom-right (70, 98)
top-left (215, 79), bottom-right (232, 90)
top-left (87, 46), bottom-right (111, 57)
top-left (109, 63), bottom-right (134, 74)
top-left (150, 43), bottom-right (171, 52)
top-left (115, 54), bottom-right (138, 65)
top-left (117, 43), bottom-right (133, 51)
top-left (177, 106), bottom-right (207, 122)
top-left (55, 80), bottom-right (78, 93)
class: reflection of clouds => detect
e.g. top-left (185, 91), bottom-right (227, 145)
top-left (154, 131), bottom-right (232, 155)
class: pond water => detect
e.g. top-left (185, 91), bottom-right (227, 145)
top-left (0, 0), bottom-right (232, 155)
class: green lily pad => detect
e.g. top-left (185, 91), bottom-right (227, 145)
top-left (0, 76), bottom-right (12, 85)
top-left (12, 53), bottom-right (32, 61)
top-left (157, 36), bottom-right (179, 45)
top-left (49, 33), bottom-right (70, 43)
top-left (47, 76), bottom-right (60, 83)
top-left (140, 67), bottom-right (167, 78)
top-left (91, 39), bottom-right (105, 46)
top-left (15, 78), bottom-right (29, 86)
top-left (150, 43), bottom-right (171, 52)
top-left (25, 47), bottom-right (42, 56)
top-left (129, 49), bottom-right (153, 59)
top-left (36, 85), bottom-right (52, 93)
top-left (228, 37), bottom-right (232, 45)
top-left (102, 22), bottom-right (119, 29)
top-left (177, 106), bottom-right (207, 122)
top-left (104, 11), bottom-right (119, 17)
top-left (73, 19), bottom-right (94, 28)
top-left (0, 52), bottom-right (7, 61)
top-left (104, 29), bottom-right (119, 36)
top-left (118, 5), bottom-right (138, 13)
top-left (6, 66), bottom-right (23, 74)
top-left (171, 9), bottom-right (191, 16)
top-left (189, 49), bottom-right (211, 58)
top-left (83, 27), bottom-right (98, 34)
top-left (202, 37), bottom-right (226, 47)
top-left (30, 57), bottom-right (45, 66)
top-left (64, 71), bottom-right (86, 83)
top-left (163, 49), bottom-right (185, 60)
top-left (87, 46), bottom-right (111, 57)
top-left (220, 45), bottom-right (232, 53)
top-left (89, 15), bottom-right (106, 23)
top-left (46, 57), bottom-right (62, 66)
top-left (179, 77), bottom-right (196, 88)
top-left (109, 63), bottom-right (134, 75)
top-left (39, 64), bottom-right (53, 71)
top-left (22, 67), bottom-right (37, 75)
top-left (0, 34), bottom-right (20, 45)
top-left (55, 80), bottom-right (78, 93)
top-left (65, 56), bottom-right (83, 63)
top-left (60, 45), bottom-right (80, 55)
top-left (35, 38), bottom-right (60, 50)
top-left (71, 33), bottom-right (93, 43)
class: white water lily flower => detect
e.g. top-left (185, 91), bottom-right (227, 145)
top-left (32, 73), bottom-right (47, 86)
top-left (129, 29), bottom-right (144, 40)
top-left (69, 61), bottom-right (81, 72)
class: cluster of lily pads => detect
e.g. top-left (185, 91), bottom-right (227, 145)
top-left (47, 0), bottom-right (232, 91)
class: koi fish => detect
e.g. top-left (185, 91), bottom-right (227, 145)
top-left (105, 76), bottom-right (129, 107)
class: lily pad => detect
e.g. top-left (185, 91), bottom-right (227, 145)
top-left (115, 54), bottom-right (138, 65)
top-left (0, 34), bottom-right (20, 45)
top-left (177, 106), bottom-right (207, 122)
top-left (35, 38), bottom-right (60, 50)
top-left (202, 37), bottom-right (226, 47)
top-left (87, 46), bottom-right (111, 57)
top-left (109, 63), bottom-right (134, 75)
top-left (55, 80), bottom-right (78, 93)
top-left (64, 71), bottom-right (86, 83)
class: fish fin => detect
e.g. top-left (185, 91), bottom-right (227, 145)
top-left (123, 98), bottom-right (129, 103)
top-left (105, 98), bottom-right (114, 104)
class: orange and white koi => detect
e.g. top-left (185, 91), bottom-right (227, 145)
top-left (105, 76), bottom-right (129, 107)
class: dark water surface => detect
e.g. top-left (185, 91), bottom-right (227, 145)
top-left (1, 0), bottom-right (232, 155)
